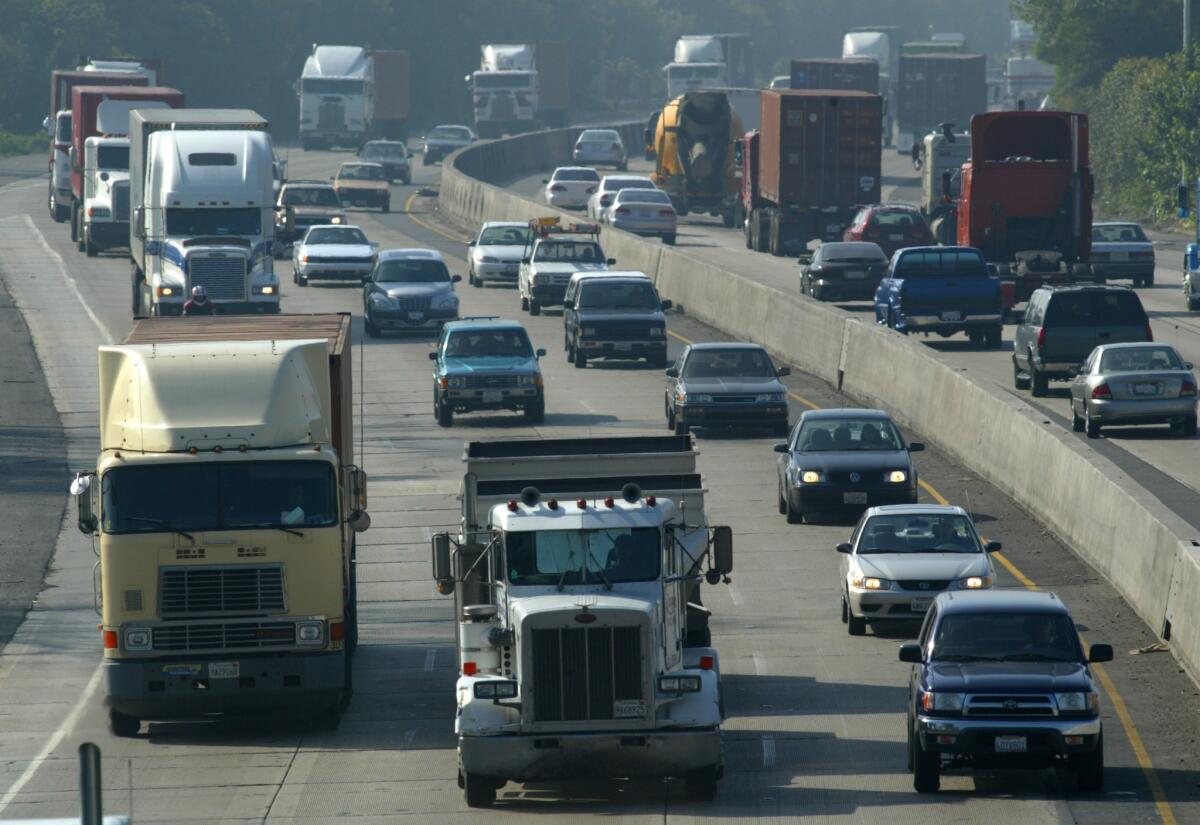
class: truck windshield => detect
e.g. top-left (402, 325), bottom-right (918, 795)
top-left (56, 113), bottom-right (72, 143)
top-left (474, 73), bottom-right (533, 89)
top-left (579, 281), bottom-right (658, 310)
top-left (931, 612), bottom-right (1083, 663)
top-left (96, 145), bottom-right (129, 170)
top-left (102, 461), bottom-right (337, 534)
top-left (166, 208), bottom-right (261, 237)
top-left (506, 527), bottom-right (660, 586)
top-left (302, 78), bottom-right (364, 95)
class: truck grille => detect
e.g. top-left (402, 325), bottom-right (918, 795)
top-left (188, 255), bottom-right (247, 301)
top-left (464, 374), bottom-right (519, 389)
top-left (491, 94), bottom-right (515, 120)
top-left (308, 255), bottom-right (372, 265)
top-left (896, 579), bottom-right (950, 591)
top-left (530, 626), bottom-right (643, 722)
top-left (159, 565), bottom-right (285, 617)
top-left (965, 694), bottom-right (1057, 717)
top-left (318, 100), bottom-right (345, 131)
top-left (589, 322), bottom-right (656, 341)
top-left (151, 620), bottom-right (296, 652)
top-left (111, 182), bottom-right (130, 222)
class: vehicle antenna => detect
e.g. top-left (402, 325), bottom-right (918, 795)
top-left (964, 489), bottom-right (974, 522)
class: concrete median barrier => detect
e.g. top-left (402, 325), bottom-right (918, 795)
top-left (439, 124), bottom-right (1200, 685)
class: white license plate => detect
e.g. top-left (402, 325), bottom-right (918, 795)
top-left (614, 700), bottom-right (646, 718)
top-left (1134, 382), bottom-right (1159, 396)
top-left (208, 662), bottom-right (239, 679)
top-left (889, 233), bottom-right (904, 241)
top-left (845, 270), bottom-right (867, 279)
top-left (995, 735), bottom-right (1027, 753)
top-left (407, 311), bottom-right (424, 320)
top-left (1110, 251), bottom-right (1129, 262)
top-left (910, 599), bottom-right (933, 612)
top-left (482, 390), bottom-right (503, 403)
top-left (940, 311), bottom-right (962, 322)
top-left (843, 491), bottom-right (868, 504)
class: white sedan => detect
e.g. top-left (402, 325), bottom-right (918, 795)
top-left (586, 174), bottom-right (657, 222)
top-left (292, 224), bottom-right (376, 286)
top-left (467, 221), bottom-right (534, 287)
top-left (543, 166), bottom-right (601, 210)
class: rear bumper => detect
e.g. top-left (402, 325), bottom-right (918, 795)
top-left (900, 313), bottom-right (1002, 334)
top-left (916, 714), bottom-right (1101, 764)
top-left (1088, 396), bottom-right (1196, 424)
top-left (474, 261), bottom-right (521, 282)
top-left (813, 278), bottom-right (879, 301)
top-left (573, 150), bottom-right (624, 166)
top-left (546, 192), bottom-right (589, 209)
top-left (460, 728), bottom-right (721, 781)
top-left (1090, 261), bottom-right (1154, 280)
top-left (610, 218), bottom-right (676, 235)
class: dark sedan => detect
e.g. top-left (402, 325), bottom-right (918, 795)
top-left (665, 343), bottom-right (791, 436)
top-left (774, 408), bottom-right (922, 523)
top-left (801, 242), bottom-right (890, 302)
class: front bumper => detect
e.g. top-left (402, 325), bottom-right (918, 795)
top-left (368, 306), bottom-right (458, 330)
top-left (86, 220), bottom-right (129, 247)
top-left (473, 261), bottom-right (521, 283)
top-left (460, 728), bottom-right (721, 781)
top-left (679, 402), bottom-right (789, 428)
top-left (1087, 396), bottom-right (1197, 425)
top-left (579, 339), bottom-right (667, 360)
top-left (788, 483), bottom-right (916, 513)
top-left (530, 283), bottom-right (568, 306)
top-left (848, 585), bottom-right (950, 620)
top-left (104, 651), bottom-right (344, 718)
top-left (917, 714), bottom-right (1102, 764)
top-left (443, 387), bottom-right (542, 413)
top-left (298, 261), bottom-right (374, 281)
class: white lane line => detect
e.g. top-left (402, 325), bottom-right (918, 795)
top-left (424, 648), bottom-right (436, 672)
top-left (0, 665), bottom-right (101, 816)
top-left (727, 584), bottom-right (743, 606)
top-left (401, 729), bottom-right (416, 750)
top-left (752, 653), bottom-right (768, 676)
top-left (761, 735), bottom-right (776, 769)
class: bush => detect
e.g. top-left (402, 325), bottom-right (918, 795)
top-left (0, 130), bottom-right (44, 158)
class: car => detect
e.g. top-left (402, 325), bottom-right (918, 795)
top-left (292, 225), bottom-right (376, 286)
top-left (900, 590), bottom-right (1112, 794)
top-left (275, 181), bottom-right (346, 252)
top-left (333, 162), bottom-right (390, 212)
top-left (572, 128), bottom-right (627, 169)
top-left (774, 408), bottom-right (922, 524)
top-left (875, 246), bottom-right (1004, 347)
top-left (800, 241), bottom-right (890, 302)
top-left (468, 222), bottom-right (534, 287)
top-left (1068, 342), bottom-right (1197, 438)
top-left (543, 166), bottom-right (601, 210)
top-left (429, 318), bottom-right (546, 426)
top-left (563, 271), bottom-right (671, 367)
top-left (1185, 260), bottom-right (1200, 311)
top-left (604, 188), bottom-right (678, 244)
top-left (1090, 222), bottom-right (1154, 287)
top-left (769, 75), bottom-right (791, 89)
top-left (363, 249), bottom-right (461, 337)
top-left (844, 205), bottom-right (934, 258)
top-left (587, 175), bottom-right (657, 222)
top-left (423, 124), bottom-right (476, 165)
top-left (837, 504), bottom-right (1000, 636)
top-left (517, 218), bottom-right (614, 315)
top-left (1013, 285), bottom-right (1152, 397)
top-left (359, 140), bottom-right (411, 184)
top-left (665, 343), bottom-right (791, 436)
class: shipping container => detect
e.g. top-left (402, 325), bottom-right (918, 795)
top-left (370, 50), bottom-right (410, 140)
top-left (896, 53), bottom-right (986, 150)
top-left (538, 40), bottom-right (570, 127)
top-left (789, 58), bottom-right (879, 93)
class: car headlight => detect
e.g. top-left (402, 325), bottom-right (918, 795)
top-left (957, 575), bottom-right (993, 590)
top-left (920, 691), bottom-right (964, 712)
top-left (123, 627), bottom-right (151, 651)
top-left (800, 470), bottom-right (823, 484)
top-left (1056, 691), bottom-right (1099, 714)
top-left (446, 376), bottom-right (465, 389)
top-left (649, 326), bottom-right (664, 337)
top-left (480, 255), bottom-right (500, 263)
top-left (888, 470), bottom-right (908, 483)
top-left (517, 374), bottom-right (539, 387)
top-left (330, 216), bottom-right (343, 224)
top-left (473, 680), bottom-right (519, 699)
top-left (658, 674), bottom-right (702, 693)
top-left (755, 392), bottom-right (786, 403)
top-left (851, 576), bottom-right (890, 590)
top-left (295, 620), bottom-right (324, 645)
top-left (433, 292), bottom-right (459, 309)
top-left (370, 293), bottom-right (397, 307)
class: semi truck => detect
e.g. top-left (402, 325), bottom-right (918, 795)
top-left (297, 46), bottom-right (412, 148)
top-left (72, 313), bottom-right (369, 736)
top-left (790, 58), bottom-right (886, 142)
top-left (740, 89), bottom-right (883, 256)
top-left (431, 435), bottom-right (733, 807)
top-left (80, 56), bottom-right (163, 85)
top-left (955, 111), bottom-right (1094, 304)
top-left (129, 109), bottom-right (278, 317)
top-left (69, 85), bottom-right (184, 255)
top-left (896, 52), bottom-right (986, 153)
top-left (468, 42), bottom-right (569, 137)
top-left (652, 91), bottom-right (743, 225)
top-left (664, 34), bottom-right (754, 99)
top-left (916, 125), bottom-right (970, 244)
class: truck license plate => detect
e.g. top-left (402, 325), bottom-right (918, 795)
top-left (614, 700), bottom-right (646, 718)
top-left (843, 492), bottom-right (868, 504)
top-left (940, 311), bottom-right (962, 322)
top-left (208, 662), bottom-right (240, 679)
top-left (995, 735), bottom-right (1027, 753)
top-left (482, 390), bottom-right (503, 403)
top-left (407, 312), bottom-right (424, 320)
top-left (845, 270), bottom-right (867, 279)
top-left (910, 599), bottom-right (933, 612)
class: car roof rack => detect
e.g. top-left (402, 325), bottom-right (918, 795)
top-left (284, 179), bottom-right (334, 186)
top-left (528, 216), bottom-right (601, 238)
top-left (457, 315), bottom-right (502, 322)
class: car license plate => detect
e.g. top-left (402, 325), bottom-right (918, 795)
top-left (940, 310), bottom-right (962, 322)
top-left (845, 270), bottom-right (867, 279)
top-left (1110, 251), bottom-right (1129, 262)
top-left (910, 598), bottom-right (933, 613)
top-left (995, 735), bottom-right (1027, 753)
top-left (889, 233), bottom-right (904, 241)
top-left (208, 662), bottom-right (239, 679)
top-left (1134, 382), bottom-right (1159, 396)
top-left (614, 700), bottom-right (646, 718)
top-left (162, 663), bottom-right (201, 678)
top-left (407, 311), bottom-right (424, 320)
top-left (482, 390), bottom-right (503, 403)
top-left (843, 492), bottom-right (868, 504)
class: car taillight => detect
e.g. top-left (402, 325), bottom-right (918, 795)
top-left (1181, 379), bottom-right (1197, 397)
top-left (611, 143), bottom-right (622, 151)
top-left (1145, 324), bottom-right (1154, 342)
top-left (614, 207), bottom-right (630, 215)
top-left (550, 184), bottom-right (566, 192)
top-left (1091, 384), bottom-right (1111, 399)
top-left (659, 209), bottom-right (674, 216)
top-left (1037, 327), bottom-right (1046, 350)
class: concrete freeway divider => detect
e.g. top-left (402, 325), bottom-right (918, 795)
top-left (438, 124), bottom-right (1200, 685)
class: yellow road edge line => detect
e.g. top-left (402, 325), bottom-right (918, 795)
top-left (403, 190), bottom-right (468, 244)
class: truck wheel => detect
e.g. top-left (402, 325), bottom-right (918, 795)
top-left (436, 399), bottom-right (453, 428)
top-left (85, 228), bottom-right (98, 257)
top-left (1013, 358), bottom-right (1030, 390)
top-left (529, 299), bottom-right (541, 316)
top-left (684, 766), bottom-right (719, 801)
top-left (912, 730), bottom-right (940, 792)
top-left (381, 199), bottom-right (390, 214)
top-left (573, 345), bottom-right (587, 368)
top-left (984, 325), bottom-right (1002, 349)
top-left (721, 210), bottom-right (735, 229)
top-left (1031, 362), bottom-right (1049, 397)
top-left (524, 401), bottom-right (545, 424)
top-left (70, 203), bottom-right (80, 243)
top-left (520, 295), bottom-right (529, 311)
top-left (463, 773), bottom-right (497, 808)
top-left (1072, 733), bottom-right (1104, 791)
top-left (108, 707), bottom-right (140, 738)
top-left (365, 316), bottom-right (380, 338)
top-left (673, 417), bottom-right (689, 436)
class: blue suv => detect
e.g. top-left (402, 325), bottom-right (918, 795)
top-left (874, 246), bottom-right (1004, 348)
top-left (429, 318), bottom-right (546, 427)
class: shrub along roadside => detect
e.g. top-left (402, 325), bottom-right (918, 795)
top-left (0, 131), bottom-right (44, 159)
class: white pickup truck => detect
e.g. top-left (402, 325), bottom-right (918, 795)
top-left (517, 217), bottom-right (613, 315)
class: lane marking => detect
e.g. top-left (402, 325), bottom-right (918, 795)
top-left (727, 584), bottom-right (743, 606)
top-left (402, 191), bottom-right (469, 244)
top-left (14, 213), bottom-right (116, 343)
top-left (752, 653), bottom-right (768, 676)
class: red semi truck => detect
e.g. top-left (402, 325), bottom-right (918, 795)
top-left (739, 89), bottom-right (882, 256)
top-left (955, 110), bottom-right (1094, 306)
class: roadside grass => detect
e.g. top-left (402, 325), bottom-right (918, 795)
top-left (0, 131), bottom-right (44, 159)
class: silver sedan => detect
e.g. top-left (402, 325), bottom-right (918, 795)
top-left (572, 129), bottom-right (627, 170)
top-left (1069, 342), bottom-right (1197, 438)
top-left (605, 188), bottom-right (677, 245)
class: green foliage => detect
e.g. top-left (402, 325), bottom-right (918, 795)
top-left (0, 131), bottom-right (47, 158)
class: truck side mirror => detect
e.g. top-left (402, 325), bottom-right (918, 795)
top-left (711, 526), bottom-right (733, 574)
top-left (132, 206), bottom-right (145, 239)
top-left (1088, 643), bottom-right (1114, 663)
top-left (432, 533), bottom-right (453, 592)
top-left (71, 473), bottom-right (98, 535)
top-left (1178, 184), bottom-right (1191, 218)
top-left (68, 146), bottom-right (77, 169)
top-left (898, 643), bottom-right (924, 663)
top-left (660, 299), bottom-right (672, 310)
top-left (941, 171), bottom-right (952, 198)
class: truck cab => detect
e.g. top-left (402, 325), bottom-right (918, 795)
top-left (518, 218), bottom-right (613, 315)
top-left (562, 271), bottom-right (671, 368)
top-left (917, 126), bottom-right (970, 244)
top-left (79, 136), bottom-right (130, 256)
top-left (471, 44), bottom-right (538, 139)
top-left (432, 436), bottom-right (732, 807)
top-left (49, 109), bottom-right (72, 222)
top-left (299, 45), bottom-right (373, 151)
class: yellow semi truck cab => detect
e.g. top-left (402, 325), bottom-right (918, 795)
top-left (73, 314), bottom-right (367, 736)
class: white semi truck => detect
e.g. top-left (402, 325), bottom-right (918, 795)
top-left (128, 109), bottom-right (278, 317)
top-left (432, 435), bottom-right (732, 807)
top-left (298, 45), bottom-right (372, 150)
top-left (470, 44), bottom-right (537, 138)
top-left (664, 34), bottom-right (754, 100)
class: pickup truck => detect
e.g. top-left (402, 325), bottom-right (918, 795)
top-left (874, 246), bottom-right (1003, 348)
top-left (563, 271), bottom-right (671, 367)
top-left (518, 218), bottom-right (614, 316)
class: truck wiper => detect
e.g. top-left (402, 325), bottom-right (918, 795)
top-left (998, 652), bottom-right (1074, 663)
top-left (250, 522), bottom-right (305, 538)
top-left (556, 550), bottom-right (579, 592)
top-left (128, 517), bottom-right (195, 542)
top-left (585, 548), bottom-right (613, 591)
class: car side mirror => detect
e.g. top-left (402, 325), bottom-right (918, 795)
top-left (665, 367), bottom-right (679, 378)
top-left (606, 258), bottom-right (617, 265)
top-left (467, 240), bottom-right (475, 246)
top-left (521, 257), bottom-right (531, 264)
top-left (899, 643), bottom-right (924, 664)
top-left (452, 275), bottom-right (462, 283)
top-left (836, 542), bottom-right (853, 554)
top-left (777, 367), bottom-right (791, 377)
top-left (427, 351), bottom-right (438, 360)
top-left (908, 442), bottom-right (925, 452)
top-left (773, 442), bottom-right (789, 453)
top-left (660, 299), bottom-right (672, 310)
top-left (985, 540), bottom-right (1002, 553)
top-left (711, 525), bottom-right (733, 573)
top-left (535, 348), bottom-right (546, 358)
top-left (1088, 643), bottom-right (1114, 663)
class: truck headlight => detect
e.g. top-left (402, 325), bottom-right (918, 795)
top-left (447, 376), bottom-right (465, 389)
top-left (649, 326), bottom-right (664, 337)
top-left (957, 575), bottom-right (993, 590)
top-left (658, 674), bottom-right (702, 693)
top-left (330, 216), bottom-right (343, 224)
top-left (474, 680), bottom-right (518, 699)
top-left (1056, 691), bottom-right (1099, 714)
top-left (517, 374), bottom-right (539, 387)
top-left (296, 620), bottom-right (324, 645)
top-left (919, 691), bottom-right (964, 712)
top-left (888, 470), bottom-right (908, 483)
top-left (123, 627), bottom-right (151, 651)
top-left (800, 470), bottom-right (823, 484)
top-left (851, 576), bottom-right (890, 590)
top-left (254, 285), bottom-right (276, 295)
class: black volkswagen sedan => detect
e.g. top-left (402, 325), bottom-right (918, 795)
top-left (800, 241), bottom-right (890, 302)
top-left (775, 408), bottom-right (922, 523)
top-left (665, 343), bottom-right (791, 436)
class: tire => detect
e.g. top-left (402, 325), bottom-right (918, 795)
top-left (1031, 361), bottom-right (1049, 397)
top-left (663, 234), bottom-right (676, 246)
top-left (984, 325), bottom-right (1002, 349)
top-left (1188, 296), bottom-right (1200, 312)
top-left (847, 613), bottom-right (866, 636)
top-left (777, 481), bottom-right (787, 515)
top-left (683, 766), bottom-right (719, 802)
top-left (70, 204), bottom-right (79, 243)
top-left (524, 401), bottom-right (545, 424)
top-left (573, 345), bottom-right (587, 369)
top-left (463, 773), bottom-right (497, 808)
top-left (131, 274), bottom-right (142, 317)
top-left (1013, 358), bottom-right (1031, 390)
top-left (529, 299), bottom-right (541, 316)
top-left (339, 647), bottom-right (355, 710)
top-left (381, 200), bottom-right (390, 214)
top-left (84, 228), bottom-right (98, 257)
top-left (365, 316), bottom-right (380, 338)
top-left (108, 707), bottom-right (140, 738)
top-left (1073, 733), bottom-right (1104, 791)
top-left (721, 210), bottom-right (735, 229)
top-left (436, 399), bottom-right (453, 428)
top-left (912, 730), bottom-right (941, 793)
top-left (841, 594), bottom-right (849, 624)
top-left (520, 295), bottom-right (529, 311)
top-left (667, 405), bottom-right (677, 432)
top-left (1185, 415), bottom-right (1198, 437)
top-left (297, 272), bottom-right (308, 286)
top-left (784, 492), bottom-right (802, 525)
top-left (1071, 401), bottom-right (1085, 432)
top-left (1085, 406), bottom-right (1101, 439)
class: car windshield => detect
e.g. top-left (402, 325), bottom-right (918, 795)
top-left (165, 207), bottom-right (260, 237)
top-left (1045, 291), bottom-right (1147, 326)
top-left (579, 130), bottom-right (619, 143)
top-left (578, 281), bottom-right (658, 310)
top-left (1092, 224), bottom-right (1147, 243)
top-left (282, 187), bottom-right (340, 207)
top-left (858, 514), bottom-right (981, 554)
top-left (1099, 346), bottom-right (1185, 372)
top-left (796, 418), bottom-right (903, 452)
top-left (683, 348), bottom-right (776, 379)
top-left (553, 169), bottom-right (600, 182)
top-left (305, 227), bottom-right (367, 245)
top-left (363, 143), bottom-right (406, 159)
top-left (429, 126), bottom-right (472, 140)
top-left (479, 226), bottom-right (533, 245)
top-left (616, 190), bottom-right (672, 205)
top-left (445, 329), bottom-right (533, 358)
top-left (893, 249), bottom-right (987, 278)
top-left (870, 208), bottom-right (924, 228)
top-left (534, 240), bottom-right (604, 262)
top-left (821, 242), bottom-right (887, 263)
top-left (506, 527), bottom-right (660, 586)
top-left (339, 165), bottom-right (386, 181)
top-left (374, 258), bottom-right (449, 283)
top-left (102, 461), bottom-right (337, 533)
top-left (931, 612), bottom-right (1083, 663)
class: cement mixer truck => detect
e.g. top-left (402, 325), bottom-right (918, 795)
top-left (651, 91), bottom-right (743, 226)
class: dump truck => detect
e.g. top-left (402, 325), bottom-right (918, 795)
top-left (652, 91), bottom-right (743, 225)
top-left (896, 53), bottom-right (986, 153)
top-left (740, 90), bottom-right (883, 255)
top-left (431, 435), bottom-right (733, 807)
top-left (71, 313), bottom-right (369, 737)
